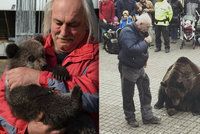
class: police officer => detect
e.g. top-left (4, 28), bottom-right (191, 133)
top-left (154, 0), bottom-right (173, 53)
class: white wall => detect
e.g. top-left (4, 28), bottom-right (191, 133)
top-left (36, 0), bottom-right (49, 11)
top-left (0, 0), bottom-right (16, 10)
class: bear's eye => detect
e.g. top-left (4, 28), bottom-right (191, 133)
top-left (28, 55), bottom-right (35, 62)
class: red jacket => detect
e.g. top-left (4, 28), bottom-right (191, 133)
top-left (0, 34), bottom-right (99, 133)
top-left (99, 0), bottom-right (115, 23)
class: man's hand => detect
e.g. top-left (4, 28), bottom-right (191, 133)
top-left (6, 67), bottom-right (41, 90)
top-left (27, 121), bottom-right (61, 134)
top-left (144, 35), bottom-right (152, 44)
top-left (27, 113), bottom-right (64, 134)
top-left (103, 19), bottom-right (107, 24)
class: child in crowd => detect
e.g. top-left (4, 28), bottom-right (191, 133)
top-left (119, 10), bottom-right (133, 29)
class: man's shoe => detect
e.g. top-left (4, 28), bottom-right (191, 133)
top-left (127, 119), bottom-right (139, 127)
top-left (154, 48), bottom-right (161, 52)
top-left (165, 49), bottom-right (170, 53)
top-left (143, 116), bottom-right (161, 124)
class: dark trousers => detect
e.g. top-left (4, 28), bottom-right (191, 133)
top-left (170, 24), bottom-right (179, 40)
top-left (155, 25), bottom-right (170, 50)
top-left (118, 63), bottom-right (153, 121)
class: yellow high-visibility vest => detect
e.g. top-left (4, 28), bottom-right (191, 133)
top-left (154, 0), bottom-right (173, 26)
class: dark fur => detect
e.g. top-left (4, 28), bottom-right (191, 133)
top-left (154, 57), bottom-right (200, 116)
top-left (5, 40), bottom-right (96, 133)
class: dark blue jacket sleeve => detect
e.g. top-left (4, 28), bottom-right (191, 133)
top-left (82, 93), bottom-right (99, 113)
top-left (48, 78), bottom-right (67, 93)
top-left (48, 78), bottom-right (98, 112)
top-left (119, 27), bottom-right (148, 56)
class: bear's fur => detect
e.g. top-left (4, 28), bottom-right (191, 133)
top-left (5, 40), bottom-right (96, 133)
top-left (154, 57), bottom-right (200, 116)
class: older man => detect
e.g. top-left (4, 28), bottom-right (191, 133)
top-left (118, 13), bottom-right (161, 128)
top-left (0, 0), bottom-right (99, 133)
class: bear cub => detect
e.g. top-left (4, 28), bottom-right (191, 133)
top-left (5, 39), bottom-right (96, 133)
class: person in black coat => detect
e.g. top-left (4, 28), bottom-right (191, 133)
top-left (118, 13), bottom-right (161, 128)
top-left (169, 0), bottom-right (183, 43)
top-left (116, 0), bottom-right (137, 20)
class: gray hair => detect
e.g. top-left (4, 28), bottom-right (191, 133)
top-left (42, 0), bottom-right (98, 43)
top-left (136, 13), bottom-right (152, 26)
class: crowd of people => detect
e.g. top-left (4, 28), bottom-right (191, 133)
top-left (99, 0), bottom-right (200, 128)
top-left (1, 0), bottom-right (200, 133)
top-left (99, 0), bottom-right (200, 52)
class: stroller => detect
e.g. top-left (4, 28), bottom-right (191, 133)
top-left (195, 10), bottom-right (200, 46)
top-left (102, 10), bottom-right (133, 54)
top-left (103, 28), bottom-right (121, 54)
top-left (180, 15), bottom-right (196, 49)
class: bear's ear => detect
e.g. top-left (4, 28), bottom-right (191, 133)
top-left (71, 85), bottom-right (82, 110)
top-left (33, 34), bottom-right (44, 45)
top-left (160, 81), bottom-right (167, 87)
top-left (71, 85), bottom-right (82, 100)
top-left (5, 43), bottom-right (19, 58)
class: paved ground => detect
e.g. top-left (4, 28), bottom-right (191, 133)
top-left (100, 41), bottom-right (200, 134)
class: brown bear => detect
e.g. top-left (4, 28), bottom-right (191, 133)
top-left (154, 56), bottom-right (200, 116)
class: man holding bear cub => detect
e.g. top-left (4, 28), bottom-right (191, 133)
top-left (0, 0), bottom-right (99, 133)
